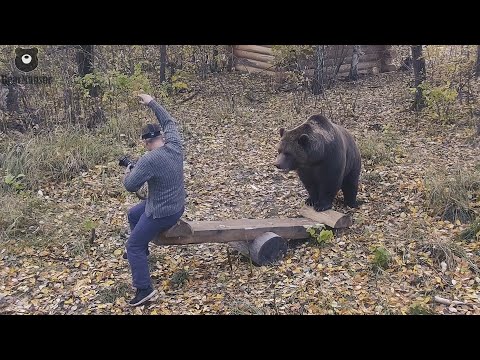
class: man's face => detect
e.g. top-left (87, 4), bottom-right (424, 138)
top-left (143, 139), bottom-right (153, 151)
top-left (142, 136), bottom-right (164, 151)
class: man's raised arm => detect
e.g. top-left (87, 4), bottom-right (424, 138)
top-left (138, 94), bottom-right (182, 151)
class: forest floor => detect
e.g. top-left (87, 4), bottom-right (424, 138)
top-left (1, 70), bottom-right (480, 315)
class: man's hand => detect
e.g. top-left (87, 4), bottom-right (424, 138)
top-left (138, 94), bottom-right (154, 105)
top-left (126, 163), bottom-right (134, 173)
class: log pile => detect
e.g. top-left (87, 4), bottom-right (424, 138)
top-left (233, 45), bottom-right (397, 77)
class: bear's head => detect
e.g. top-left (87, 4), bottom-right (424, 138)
top-left (274, 115), bottom-right (334, 172)
top-left (15, 47), bottom-right (38, 72)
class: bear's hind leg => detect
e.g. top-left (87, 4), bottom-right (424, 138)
top-left (341, 171), bottom-right (360, 208)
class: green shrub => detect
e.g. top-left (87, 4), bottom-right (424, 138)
top-left (307, 225), bottom-right (334, 247)
top-left (372, 247), bottom-right (391, 271)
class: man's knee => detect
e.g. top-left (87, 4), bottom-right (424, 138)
top-left (126, 239), bottom-right (144, 254)
top-left (128, 205), bottom-right (141, 223)
top-left (127, 207), bottom-right (136, 223)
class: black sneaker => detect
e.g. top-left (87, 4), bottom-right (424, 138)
top-left (129, 287), bottom-right (157, 307)
top-left (123, 248), bottom-right (150, 260)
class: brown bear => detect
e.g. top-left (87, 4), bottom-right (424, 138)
top-left (274, 114), bottom-right (361, 212)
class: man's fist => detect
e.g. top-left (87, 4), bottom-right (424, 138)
top-left (138, 94), bottom-right (153, 105)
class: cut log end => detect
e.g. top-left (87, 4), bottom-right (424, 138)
top-left (230, 232), bottom-right (287, 266)
top-left (164, 219), bottom-right (194, 237)
top-left (299, 205), bottom-right (353, 229)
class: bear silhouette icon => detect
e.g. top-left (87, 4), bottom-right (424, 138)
top-left (15, 47), bottom-right (38, 72)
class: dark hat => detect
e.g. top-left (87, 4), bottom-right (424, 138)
top-left (141, 123), bottom-right (161, 139)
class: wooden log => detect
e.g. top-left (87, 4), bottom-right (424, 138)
top-left (234, 64), bottom-right (276, 76)
top-left (235, 45), bottom-right (274, 55)
top-left (299, 205), bottom-right (353, 228)
top-left (298, 52), bottom-right (384, 71)
top-left (337, 68), bottom-right (375, 77)
top-left (233, 49), bottom-right (275, 63)
top-left (236, 58), bottom-right (276, 71)
top-left (381, 64), bottom-right (397, 72)
top-left (337, 60), bottom-right (381, 74)
top-left (230, 232), bottom-right (287, 266)
top-left (315, 45), bottom-right (384, 61)
top-left (304, 65), bottom-right (376, 78)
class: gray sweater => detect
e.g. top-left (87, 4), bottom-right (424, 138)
top-left (123, 100), bottom-right (185, 218)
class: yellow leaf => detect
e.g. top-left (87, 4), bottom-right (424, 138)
top-left (114, 249), bottom-right (123, 256)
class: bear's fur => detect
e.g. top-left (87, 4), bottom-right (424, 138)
top-left (274, 114), bottom-right (361, 211)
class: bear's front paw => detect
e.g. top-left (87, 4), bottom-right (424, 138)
top-left (313, 202), bottom-right (332, 212)
top-left (345, 201), bottom-right (358, 208)
top-left (305, 197), bottom-right (315, 206)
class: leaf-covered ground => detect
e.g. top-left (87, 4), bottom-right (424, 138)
top-left (1, 71), bottom-right (480, 314)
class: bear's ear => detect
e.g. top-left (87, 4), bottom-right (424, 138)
top-left (298, 134), bottom-right (309, 147)
top-left (279, 128), bottom-right (285, 137)
top-left (15, 48), bottom-right (23, 55)
top-left (31, 48), bottom-right (38, 55)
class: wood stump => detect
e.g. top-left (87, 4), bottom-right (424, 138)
top-left (230, 232), bottom-right (287, 266)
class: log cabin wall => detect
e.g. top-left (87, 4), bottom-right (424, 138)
top-left (233, 45), bottom-right (396, 77)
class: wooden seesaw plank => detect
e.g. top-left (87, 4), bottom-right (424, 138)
top-left (152, 218), bottom-right (319, 245)
top-left (152, 206), bottom-right (352, 246)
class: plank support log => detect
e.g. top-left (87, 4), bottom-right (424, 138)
top-left (230, 232), bottom-right (287, 266)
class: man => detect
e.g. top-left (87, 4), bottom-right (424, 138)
top-left (123, 93), bottom-right (185, 307)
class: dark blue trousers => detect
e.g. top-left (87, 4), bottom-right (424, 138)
top-left (127, 201), bottom-right (183, 289)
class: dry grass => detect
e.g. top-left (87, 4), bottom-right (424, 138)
top-left (0, 192), bottom-right (45, 240)
top-left (357, 129), bottom-right (400, 167)
top-left (424, 167), bottom-right (480, 223)
top-left (460, 217), bottom-right (480, 242)
top-left (1, 127), bottom-right (123, 189)
top-left (96, 282), bottom-right (131, 303)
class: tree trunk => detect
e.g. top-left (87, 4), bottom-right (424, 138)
top-left (159, 45), bottom-right (167, 83)
top-left (227, 46), bottom-right (234, 72)
top-left (77, 45), bottom-right (97, 97)
top-left (476, 45), bottom-right (480, 78)
top-left (6, 85), bottom-right (19, 112)
top-left (412, 45), bottom-right (426, 111)
top-left (312, 45), bottom-right (325, 95)
top-left (348, 45), bottom-right (361, 80)
top-left (78, 45), bottom-right (94, 76)
top-left (209, 45), bottom-right (219, 72)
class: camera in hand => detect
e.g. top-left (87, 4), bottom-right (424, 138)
top-left (118, 155), bottom-right (134, 169)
